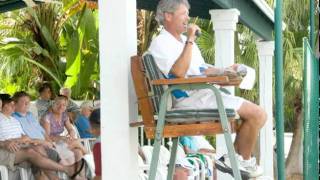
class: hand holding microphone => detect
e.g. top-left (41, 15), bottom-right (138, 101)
top-left (186, 24), bottom-right (201, 42)
top-left (195, 29), bottom-right (201, 37)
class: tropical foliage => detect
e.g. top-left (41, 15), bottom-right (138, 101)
top-left (0, 0), bottom-right (99, 99)
top-left (137, 10), bottom-right (159, 56)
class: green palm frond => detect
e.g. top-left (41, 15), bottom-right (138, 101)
top-left (191, 18), bottom-right (215, 64)
top-left (196, 29), bottom-right (215, 64)
top-left (0, 1), bottom-right (99, 99)
top-left (137, 10), bottom-right (159, 55)
top-left (23, 56), bottom-right (63, 87)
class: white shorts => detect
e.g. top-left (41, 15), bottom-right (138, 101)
top-left (173, 89), bottom-right (245, 111)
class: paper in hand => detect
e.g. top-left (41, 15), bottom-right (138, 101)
top-left (238, 64), bottom-right (255, 90)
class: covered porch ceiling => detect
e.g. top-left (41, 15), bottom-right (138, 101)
top-left (137, 0), bottom-right (275, 41)
top-left (0, 0), bottom-right (43, 13)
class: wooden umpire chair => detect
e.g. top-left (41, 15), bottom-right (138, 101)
top-left (130, 54), bottom-right (243, 180)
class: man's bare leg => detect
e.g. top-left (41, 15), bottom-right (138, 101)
top-left (234, 101), bottom-right (267, 159)
top-left (31, 146), bottom-right (60, 180)
top-left (34, 171), bottom-right (59, 180)
top-left (14, 148), bottom-right (75, 177)
top-left (34, 171), bottom-right (48, 180)
top-left (72, 148), bottom-right (84, 162)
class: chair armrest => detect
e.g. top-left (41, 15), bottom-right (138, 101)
top-left (151, 75), bottom-right (242, 86)
top-left (217, 76), bottom-right (242, 86)
top-left (151, 76), bottom-right (230, 85)
top-left (79, 138), bottom-right (97, 153)
top-left (219, 87), bottom-right (231, 94)
top-left (139, 164), bottom-right (150, 171)
top-left (79, 138), bottom-right (97, 142)
top-left (130, 120), bottom-right (144, 127)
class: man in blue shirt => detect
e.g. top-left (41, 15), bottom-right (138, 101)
top-left (75, 101), bottom-right (94, 138)
top-left (12, 92), bottom-right (49, 141)
top-left (13, 111), bottom-right (46, 140)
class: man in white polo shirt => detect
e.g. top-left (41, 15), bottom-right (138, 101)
top-left (148, 0), bottom-right (267, 178)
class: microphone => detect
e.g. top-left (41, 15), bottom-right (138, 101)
top-left (187, 24), bottom-right (201, 37)
top-left (195, 30), bottom-right (201, 37)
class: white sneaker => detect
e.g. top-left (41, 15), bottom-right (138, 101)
top-left (237, 155), bottom-right (263, 178)
top-left (215, 154), bottom-right (263, 179)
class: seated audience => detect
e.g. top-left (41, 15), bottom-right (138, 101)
top-left (13, 91), bottom-right (51, 141)
top-left (88, 108), bottom-right (101, 180)
top-left (59, 87), bottom-right (80, 123)
top-left (59, 87), bottom-right (79, 112)
top-left (138, 144), bottom-right (190, 180)
top-left (75, 101), bottom-right (94, 138)
top-left (92, 138), bottom-right (101, 180)
top-left (180, 136), bottom-right (215, 155)
top-left (180, 136), bottom-right (217, 179)
top-left (0, 94), bottom-right (81, 179)
top-left (12, 91), bottom-right (86, 176)
top-left (36, 83), bottom-right (54, 119)
top-left (90, 107), bottom-right (100, 134)
top-left (42, 95), bottom-right (87, 165)
top-left (173, 167), bottom-right (189, 180)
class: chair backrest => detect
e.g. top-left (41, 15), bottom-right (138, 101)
top-left (141, 54), bottom-right (166, 114)
top-left (131, 54), bottom-right (165, 128)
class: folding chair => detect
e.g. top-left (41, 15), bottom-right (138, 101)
top-left (130, 54), bottom-right (243, 180)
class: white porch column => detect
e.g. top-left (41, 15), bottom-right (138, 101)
top-left (100, 0), bottom-right (138, 179)
top-left (210, 9), bottom-right (240, 67)
top-left (210, 9), bottom-right (240, 180)
top-left (257, 41), bottom-right (274, 178)
top-left (210, 9), bottom-right (240, 93)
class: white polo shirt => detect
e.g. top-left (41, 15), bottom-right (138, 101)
top-left (148, 29), bottom-right (207, 77)
top-left (148, 28), bottom-right (245, 111)
top-left (0, 112), bottom-right (25, 141)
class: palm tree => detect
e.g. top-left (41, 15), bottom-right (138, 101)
top-left (0, 1), bottom-right (99, 99)
top-left (137, 9), bottom-right (159, 55)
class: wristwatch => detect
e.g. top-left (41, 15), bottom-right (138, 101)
top-left (185, 40), bottom-right (194, 45)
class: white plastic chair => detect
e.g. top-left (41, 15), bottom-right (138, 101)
top-left (0, 165), bottom-right (9, 180)
top-left (203, 155), bottom-right (214, 180)
top-left (141, 145), bottom-right (169, 180)
top-left (62, 124), bottom-right (96, 153)
top-left (0, 165), bottom-right (32, 180)
top-left (174, 136), bottom-right (216, 180)
top-left (19, 167), bottom-right (32, 180)
top-left (138, 155), bottom-right (149, 180)
top-left (175, 145), bottom-right (201, 180)
top-left (141, 145), bottom-right (201, 180)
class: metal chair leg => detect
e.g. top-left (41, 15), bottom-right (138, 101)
top-left (223, 127), bottom-right (242, 180)
top-left (148, 137), bottom-right (162, 180)
top-left (149, 92), bottom-right (169, 180)
top-left (167, 137), bottom-right (179, 180)
top-left (209, 86), bottom-right (242, 180)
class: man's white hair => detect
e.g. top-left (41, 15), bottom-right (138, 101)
top-left (155, 0), bottom-right (190, 25)
top-left (59, 87), bottom-right (71, 97)
top-left (80, 101), bottom-right (93, 110)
